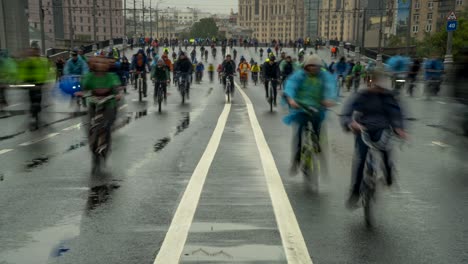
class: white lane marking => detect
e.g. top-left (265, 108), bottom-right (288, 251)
top-left (235, 83), bottom-right (313, 264)
top-left (436, 101), bottom-right (447, 105)
top-left (19, 133), bottom-right (60, 147)
top-left (428, 141), bottom-right (449, 148)
top-left (6, 103), bottom-right (22, 108)
top-left (0, 149), bottom-right (14, 156)
top-left (63, 123), bottom-right (82, 131)
top-left (118, 104), bottom-right (128, 110)
top-left (153, 103), bottom-right (231, 264)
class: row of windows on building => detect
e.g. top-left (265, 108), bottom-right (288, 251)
top-left (412, 24), bottom-right (433, 33)
top-left (413, 0), bottom-right (463, 9)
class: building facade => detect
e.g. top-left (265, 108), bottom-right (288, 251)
top-left (237, 0), bottom-right (307, 43)
top-left (0, 0), bottom-right (30, 53)
top-left (318, 0), bottom-right (360, 43)
top-left (410, 0), bottom-right (466, 41)
top-left (28, 0), bottom-right (125, 49)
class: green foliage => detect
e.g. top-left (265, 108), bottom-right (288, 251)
top-left (415, 8), bottom-right (468, 58)
top-left (387, 35), bottom-right (403, 48)
top-left (189, 18), bottom-right (219, 38)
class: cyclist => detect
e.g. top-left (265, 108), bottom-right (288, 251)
top-left (151, 58), bottom-right (170, 102)
top-left (207, 63), bottom-right (215, 82)
top-left (131, 50), bottom-right (150, 96)
top-left (251, 62), bottom-right (261, 82)
top-left (424, 55), bottom-right (444, 97)
top-left (204, 49), bottom-right (209, 61)
top-left (196, 61), bottom-right (205, 83)
top-left (0, 51), bottom-right (17, 110)
top-left (119, 56), bottom-right (131, 93)
top-left (81, 56), bottom-right (122, 161)
top-left (331, 46), bottom-right (338, 58)
top-left (267, 47), bottom-right (272, 55)
top-left (238, 58), bottom-right (251, 85)
top-left (64, 50), bottom-right (89, 76)
top-left (340, 68), bottom-right (407, 209)
top-left (173, 52), bottom-right (193, 96)
top-left (190, 49), bottom-right (196, 63)
top-left (262, 55), bottom-right (280, 104)
top-left (221, 45), bottom-right (227, 58)
top-left (217, 63), bottom-right (223, 83)
top-left (233, 48), bottom-right (238, 61)
top-left (222, 54), bottom-right (236, 93)
top-left (283, 55), bottom-right (337, 175)
top-left (351, 61), bottom-right (363, 92)
top-left (172, 51), bottom-right (177, 62)
top-left (407, 58), bottom-right (421, 97)
top-left (259, 47), bottom-right (264, 59)
top-left (281, 56), bottom-right (294, 82)
top-left (298, 48), bottom-right (305, 63)
top-left (334, 57), bottom-right (348, 96)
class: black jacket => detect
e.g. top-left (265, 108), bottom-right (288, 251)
top-left (263, 62), bottom-right (280, 79)
top-left (222, 60), bottom-right (236, 75)
top-left (283, 62), bottom-right (294, 77)
top-left (174, 58), bottom-right (193, 73)
top-left (341, 90), bottom-right (404, 132)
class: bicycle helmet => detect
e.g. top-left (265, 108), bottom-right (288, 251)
top-left (58, 75), bottom-right (81, 95)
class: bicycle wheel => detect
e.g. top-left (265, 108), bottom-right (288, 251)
top-left (158, 85), bottom-right (163, 112)
top-left (362, 159), bottom-right (376, 227)
top-left (301, 129), bottom-right (320, 192)
top-left (269, 84), bottom-right (274, 112)
top-left (138, 79), bottom-right (143, 102)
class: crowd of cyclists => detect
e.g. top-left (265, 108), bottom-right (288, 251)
top-left (0, 36), bottom-right (467, 206)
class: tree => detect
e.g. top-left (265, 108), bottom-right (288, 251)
top-left (415, 8), bottom-right (468, 59)
top-left (189, 18), bottom-right (219, 39)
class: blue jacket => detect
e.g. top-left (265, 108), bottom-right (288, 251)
top-left (282, 68), bottom-right (337, 125)
top-left (334, 61), bottom-right (348, 75)
top-left (64, 57), bottom-right (89, 76)
top-left (196, 63), bottom-right (205, 72)
top-left (424, 59), bottom-right (444, 80)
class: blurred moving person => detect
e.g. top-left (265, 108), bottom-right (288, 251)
top-left (17, 47), bottom-right (52, 128)
top-left (340, 68), bottom-right (407, 209)
top-left (0, 50), bottom-right (17, 113)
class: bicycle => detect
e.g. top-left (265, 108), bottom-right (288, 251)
top-left (252, 72), bottom-right (259, 86)
top-left (353, 73), bottom-right (361, 92)
top-left (298, 103), bottom-right (322, 192)
top-left (86, 94), bottom-right (115, 175)
top-left (359, 128), bottom-right (393, 227)
top-left (265, 78), bottom-right (277, 112)
top-left (240, 74), bottom-right (248, 89)
top-left (154, 80), bottom-right (166, 113)
top-left (225, 74), bottom-right (234, 103)
top-left (177, 73), bottom-right (189, 104)
top-left (134, 71), bottom-right (145, 102)
top-left (424, 78), bottom-right (442, 100)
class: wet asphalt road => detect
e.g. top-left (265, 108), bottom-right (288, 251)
top-left (1, 47), bottom-right (468, 264)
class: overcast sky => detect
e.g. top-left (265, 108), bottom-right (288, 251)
top-left (130, 0), bottom-right (238, 15)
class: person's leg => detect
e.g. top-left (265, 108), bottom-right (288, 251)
top-left (264, 79), bottom-right (269, 98)
top-left (272, 79), bottom-right (278, 104)
top-left (290, 122), bottom-right (304, 175)
top-left (347, 134), bottom-right (369, 208)
top-left (381, 149), bottom-right (394, 186)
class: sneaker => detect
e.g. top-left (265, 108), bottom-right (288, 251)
top-left (345, 194), bottom-right (360, 211)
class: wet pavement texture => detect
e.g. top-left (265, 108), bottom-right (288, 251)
top-left (0, 47), bottom-right (467, 264)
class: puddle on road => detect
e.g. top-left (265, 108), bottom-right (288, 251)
top-left (154, 137), bottom-right (171, 152)
top-left (25, 156), bottom-right (50, 170)
top-left (182, 244), bottom-right (285, 261)
top-left (0, 130), bottom-right (26, 141)
top-left (86, 183), bottom-right (121, 211)
top-left (1, 215), bottom-right (81, 264)
top-left (153, 112), bottom-right (191, 153)
top-left (189, 222), bottom-right (274, 233)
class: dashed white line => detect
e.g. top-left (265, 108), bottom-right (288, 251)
top-left (19, 133), bottom-right (60, 147)
top-left (0, 149), bottom-right (14, 156)
top-left (236, 82), bottom-right (313, 264)
top-left (153, 103), bottom-right (231, 264)
top-left (62, 123), bottom-right (82, 131)
top-left (118, 104), bottom-right (128, 110)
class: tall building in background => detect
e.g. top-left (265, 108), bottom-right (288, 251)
top-left (0, 0), bottom-right (30, 53)
top-left (237, 0), bottom-right (306, 43)
top-left (406, 0), bottom-right (466, 41)
top-left (28, 0), bottom-right (124, 49)
top-left (305, 0), bottom-right (321, 39)
top-left (318, 0), bottom-right (359, 42)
